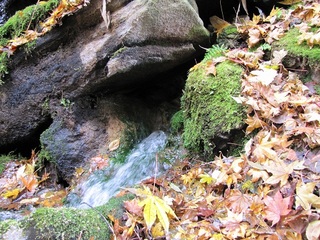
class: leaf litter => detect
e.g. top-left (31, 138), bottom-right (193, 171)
top-left (109, 1), bottom-right (320, 239)
top-left (0, 0), bottom-right (320, 239)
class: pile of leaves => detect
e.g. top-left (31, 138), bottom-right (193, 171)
top-left (0, 151), bottom-right (67, 210)
top-left (108, 1), bottom-right (320, 239)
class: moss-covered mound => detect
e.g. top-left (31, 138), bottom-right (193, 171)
top-left (275, 28), bottom-right (320, 65)
top-left (0, 194), bottom-right (133, 240)
top-left (181, 59), bottom-right (245, 155)
top-left (25, 207), bottom-right (109, 239)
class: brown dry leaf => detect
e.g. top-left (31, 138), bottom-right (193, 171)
top-left (245, 114), bottom-right (268, 134)
top-left (248, 28), bottom-right (261, 48)
top-left (252, 131), bottom-right (278, 161)
top-left (226, 190), bottom-right (252, 213)
top-left (264, 160), bottom-right (294, 186)
top-left (124, 199), bottom-right (143, 216)
top-left (278, 0), bottom-right (302, 5)
top-left (209, 16), bottom-right (231, 35)
top-left (20, 175), bottom-right (38, 192)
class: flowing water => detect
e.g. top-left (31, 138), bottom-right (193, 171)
top-left (67, 131), bottom-right (168, 208)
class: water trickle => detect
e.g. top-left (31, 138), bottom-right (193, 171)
top-left (67, 131), bottom-right (167, 208)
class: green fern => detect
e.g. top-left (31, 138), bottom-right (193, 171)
top-left (203, 44), bottom-right (228, 61)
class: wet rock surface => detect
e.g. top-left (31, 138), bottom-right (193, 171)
top-left (0, 0), bottom-right (209, 178)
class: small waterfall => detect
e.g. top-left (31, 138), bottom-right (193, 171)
top-left (67, 131), bottom-right (167, 208)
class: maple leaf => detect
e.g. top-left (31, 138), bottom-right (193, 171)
top-left (209, 16), bottom-right (231, 36)
top-left (248, 28), bottom-right (261, 48)
top-left (245, 114), bottom-right (268, 134)
top-left (249, 67), bottom-right (278, 86)
top-left (252, 131), bottom-right (278, 161)
top-left (20, 175), bottom-right (38, 192)
top-left (264, 160), bottom-right (294, 187)
top-left (295, 181), bottom-right (320, 210)
top-left (226, 189), bottom-right (252, 213)
top-left (128, 186), bottom-right (177, 235)
top-left (263, 191), bottom-right (292, 226)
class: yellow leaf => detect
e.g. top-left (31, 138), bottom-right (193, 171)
top-left (140, 197), bottom-right (157, 230)
top-left (199, 173), bottom-right (214, 184)
top-left (154, 197), bottom-right (170, 233)
top-left (151, 222), bottom-right (165, 238)
top-left (2, 188), bottom-right (20, 199)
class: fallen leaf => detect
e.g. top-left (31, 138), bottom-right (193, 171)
top-left (306, 220), bottom-right (320, 240)
top-left (109, 139), bottom-right (120, 151)
top-left (263, 191), bottom-right (292, 226)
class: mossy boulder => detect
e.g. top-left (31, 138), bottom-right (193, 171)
top-left (273, 28), bottom-right (320, 83)
top-left (181, 59), bottom-right (245, 156)
top-left (0, 194), bottom-right (133, 240)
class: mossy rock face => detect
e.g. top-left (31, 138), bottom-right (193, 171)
top-left (181, 60), bottom-right (245, 155)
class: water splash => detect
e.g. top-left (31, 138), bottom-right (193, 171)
top-left (67, 131), bottom-right (167, 208)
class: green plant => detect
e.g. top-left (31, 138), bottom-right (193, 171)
top-left (60, 97), bottom-right (73, 109)
top-left (203, 44), bottom-right (227, 61)
top-left (170, 110), bottom-right (184, 133)
top-left (260, 43), bottom-right (272, 51)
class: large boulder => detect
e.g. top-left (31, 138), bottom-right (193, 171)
top-left (0, 0), bottom-right (209, 180)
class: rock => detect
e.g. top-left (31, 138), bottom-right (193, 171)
top-left (181, 50), bottom-right (245, 156)
top-left (40, 94), bottom-right (175, 182)
top-left (0, 0), bottom-right (209, 178)
top-left (0, 194), bottom-right (133, 240)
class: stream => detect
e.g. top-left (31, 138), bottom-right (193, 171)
top-left (67, 131), bottom-right (168, 208)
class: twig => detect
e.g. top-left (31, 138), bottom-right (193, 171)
top-left (101, 0), bottom-right (111, 29)
top-left (153, 153), bottom-right (159, 194)
top-left (27, 0), bottom-right (41, 31)
top-left (219, 0), bottom-right (225, 20)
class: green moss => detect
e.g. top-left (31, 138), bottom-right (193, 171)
top-left (23, 207), bottom-right (110, 240)
top-left (96, 194), bottom-right (134, 219)
top-left (0, 0), bottom-right (60, 84)
top-left (0, 219), bottom-right (20, 235)
top-left (0, 0), bottom-right (59, 40)
top-left (0, 52), bottom-right (9, 84)
top-left (111, 47), bottom-right (128, 58)
top-left (276, 28), bottom-right (320, 64)
top-left (170, 110), bottom-right (184, 133)
top-left (181, 60), bottom-right (245, 155)
top-left (0, 152), bottom-right (16, 174)
top-left (110, 122), bottom-right (148, 164)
